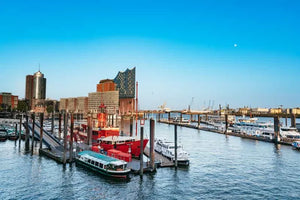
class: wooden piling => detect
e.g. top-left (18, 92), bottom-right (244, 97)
top-left (69, 113), bottom-right (74, 162)
top-left (31, 113), bottom-right (35, 154)
top-left (39, 113), bottom-right (44, 150)
top-left (180, 113), bottom-right (182, 123)
top-left (140, 126), bottom-right (144, 176)
top-left (87, 115), bottom-right (92, 146)
top-left (174, 124), bottom-right (178, 168)
top-left (19, 115), bottom-right (22, 146)
top-left (25, 115), bottom-right (30, 151)
top-left (63, 112), bottom-right (67, 164)
top-left (168, 112), bottom-right (171, 122)
top-left (198, 114), bottom-right (201, 127)
top-left (274, 116), bottom-right (280, 143)
top-left (58, 113), bottom-right (62, 139)
top-left (51, 112), bottom-right (54, 134)
top-left (15, 123), bottom-right (17, 146)
top-left (130, 117), bottom-right (133, 137)
top-left (150, 118), bottom-right (155, 170)
top-left (291, 114), bottom-right (296, 128)
top-left (225, 114), bottom-right (228, 134)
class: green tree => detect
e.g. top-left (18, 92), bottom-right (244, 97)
top-left (17, 101), bottom-right (27, 113)
top-left (46, 105), bottom-right (54, 113)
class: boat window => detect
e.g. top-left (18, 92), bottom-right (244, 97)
top-left (91, 160), bottom-right (95, 165)
top-left (95, 162), bottom-right (99, 166)
top-left (100, 163), bottom-right (103, 168)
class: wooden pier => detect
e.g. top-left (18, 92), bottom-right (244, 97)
top-left (158, 119), bottom-right (296, 146)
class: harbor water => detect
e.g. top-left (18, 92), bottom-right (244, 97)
top-left (1, 119), bottom-right (300, 199)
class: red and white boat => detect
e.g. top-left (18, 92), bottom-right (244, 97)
top-left (98, 136), bottom-right (148, 158)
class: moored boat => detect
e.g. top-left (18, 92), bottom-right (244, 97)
top-left (75, 150), bottom-right (131, 179)
top-left (292, 141), bottom-right (300, 150)
top-left (8, 131), bottom-right (18, 140)
top-left (98, 136), bottom-right (149, 158)
top-left (0, 129), bottom-right (8, 141)
top-left (155, 139), bottom-right (189, 166)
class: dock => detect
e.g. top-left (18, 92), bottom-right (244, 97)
top-left (24, 122), bottom-right (74, 163)
top-left (158, 119), bottom-right (295, 146)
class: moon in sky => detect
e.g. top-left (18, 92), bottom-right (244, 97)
top-left (234, 44), bottom-right (238, 47)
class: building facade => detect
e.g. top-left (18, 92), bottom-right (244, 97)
top-left (25, 70), bottom-right (47, 111)
top-left (0, 92), bottom-right (18, 109)
top-left (114, 67), bottom-right (135, 99)
top-left (88, 91), bottom-right (119, 114)
top-left (25, 75), bottom-right (34, 107)
top-left (97, 79), bottom-right (116, 92)
top-left (114, 67), bottom-right (136, 115)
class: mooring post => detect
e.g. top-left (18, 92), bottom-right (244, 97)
top-left (25, 115), bottom-right (29, 151)
top-left (69, 113), bottom-right (74, 162)
top-left (31, 113), bottom-right (35, 154)
top-left (15, 123), bottom-right (17, 146)
top-left (140, 126), bottom-right (144, 176)
top-left (87, 114), bottom-right (92, 146)
top-left (180, 113), bottom-right (182, 123)
top-left (130, 117), bottom-right (133, 137)
top-left (150, 118), bottom-right (155, 170)
top-left (285, 114), bottom-right (288, 127)
top-left (19, 115), bottom-right (22, 146)
top-left (63, 112), bottom-right (67, 164)
top-left (190, 114), bottom-right (193, 122)
top-left (291, 114), bottom-right (296, 128)
top-left (225, 114), bottom-right (228, 134)
top-left (198, 114), bottom-right (201, 127)
top-left (174, 124), bottom-right (178, 168)
top-left (168, 112), bottom-right (171, 122)
top-left (51, 112), bottom-right (54, 135)
top-left (39, 113), bottom-right (44, 150)
top-left (274, 116), bottom-right (280, 143)
top-left (59, 112), bottom-right (62, 139)
top-left (158, 113), bottom-right (161, 122)
top-left (205, 114), bottom-right (208, 122)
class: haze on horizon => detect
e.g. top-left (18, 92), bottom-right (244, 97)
top-left (0, 0), bottom-right (299, 110)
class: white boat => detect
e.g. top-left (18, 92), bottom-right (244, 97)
top-left (154, 139), bottom-right (189, 166)
top-left (75, 150), bottom-right (131, 179)
top-left (233, 121), bottom-right (274, 139)
top-left (173, 117), bottom-right (190, 124)
top-left (280, 127), bottom-right (300, 139)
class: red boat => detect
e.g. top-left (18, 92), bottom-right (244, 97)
top-left (88, 103), bottom-right (148, 158)
top-left (98, 136), bottom-right (148, 158)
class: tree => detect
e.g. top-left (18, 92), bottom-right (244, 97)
top-left (17, 101), bottom-right (28, 113)
top-left (46, 105), bottom-right (54, 114)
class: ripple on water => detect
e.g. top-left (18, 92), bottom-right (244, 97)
top-left (1, 121), bottom-right (300, 199)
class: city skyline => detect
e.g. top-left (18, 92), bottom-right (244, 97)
top-left (0, 1), bottom-right (299, 109)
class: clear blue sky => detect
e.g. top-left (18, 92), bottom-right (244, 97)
top-left (0, 0), bottom-right (299, 110)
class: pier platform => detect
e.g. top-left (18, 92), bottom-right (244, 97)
top-left (158, 119), bottom-right (294, 146)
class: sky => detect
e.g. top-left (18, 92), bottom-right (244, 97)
top-left (0, 0), bottom-right (299, 110)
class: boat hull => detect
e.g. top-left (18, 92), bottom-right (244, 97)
top-left (100, 139), bottom-right (149, 158)
top-left (75, 158), bottom-right (130, 179)
top-left (0, 136), bottom-right (7, 141)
